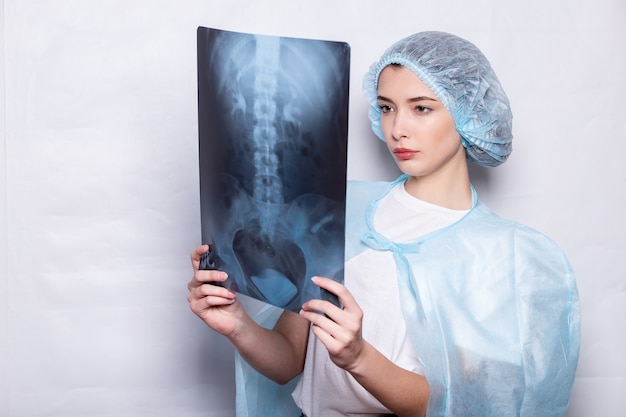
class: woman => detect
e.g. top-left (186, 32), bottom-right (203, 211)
top-left (187, 31), bottom-right (579, 417)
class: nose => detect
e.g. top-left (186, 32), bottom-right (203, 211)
top-left (391, 109), bottom-right (409, 141)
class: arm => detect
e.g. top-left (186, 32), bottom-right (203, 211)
top-left (347, 341), bottom-right (429, 417)
top-left (300, 277), bottom-right (429, 417)
top-left (515, 242), bottom-right (580, 415)
top-left (233, 309), bottom-right (310, 385)
top-left (187, 245), bottom-right (309, 384)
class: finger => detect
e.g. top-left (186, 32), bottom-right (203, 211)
top-left (304, 311), bottom-right (356, 360)
top-left (302, 298), bottom-right (343, 321)
top-left (310, 320), bottom-right (342, 350)
top-left (190, 244), bottom-right (210, 268)
top-left (188, 292), bottom-right (234, 308)
top-left (189, 270), bottom-right (228, 290)
top-left (311, 276), bottom-right (357, 310)
top-left (201, 294), bottom-right (236, 308)
top-left (192, 270), bottom-right (228, 287)
top-left (300, 308), bottom-right (342, 339)
top-left (195, 281), bottom-right (235, 298)
top-left (302, 303), bottom-right (361, 346)
top-left (188, 294), bottom-right (236, 318)
top-left (188, 282), bottom-right (236, 306)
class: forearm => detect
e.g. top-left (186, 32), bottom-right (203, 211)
top-left (348, 341), bottom-right (429, 417)
top-left (229, 310), bottom-right (309, 385)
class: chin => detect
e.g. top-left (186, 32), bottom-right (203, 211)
top-left (395, 162), bottom-right (428, 178)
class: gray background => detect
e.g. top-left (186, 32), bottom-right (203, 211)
top-left (1, 0), bottom-right (624, 416)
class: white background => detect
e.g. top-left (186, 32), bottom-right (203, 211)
top-left (1, 0), bottom-right (624, 416)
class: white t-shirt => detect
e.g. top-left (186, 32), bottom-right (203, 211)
top-left (292, 182), bottom-right (468, 416)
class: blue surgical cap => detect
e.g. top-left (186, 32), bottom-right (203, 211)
top-left (363, 31), bottom-right (513, 167)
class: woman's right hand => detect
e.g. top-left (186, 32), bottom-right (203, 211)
top-left (187, 245), bottom-right (247, 338)
top-left (188, 246), bottom-right (310, 384)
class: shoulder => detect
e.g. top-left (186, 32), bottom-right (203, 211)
top-left (462, 201), bottom-right (575, 279)
top-left (466, 200), bottom-right (557, 241)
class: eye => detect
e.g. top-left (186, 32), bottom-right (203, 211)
top-left (379, 104), bottom-right (393, 113)
top-left (415, 105), bottom-right (432, 114)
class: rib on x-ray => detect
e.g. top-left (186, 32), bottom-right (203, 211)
top-left (197, 27), bottom-right (350, 312)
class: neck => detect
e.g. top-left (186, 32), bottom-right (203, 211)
top-left (403, 159), bottom-right (472, 210)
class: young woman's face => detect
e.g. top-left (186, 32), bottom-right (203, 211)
top-left (377, 65), bottom-right (465, 182)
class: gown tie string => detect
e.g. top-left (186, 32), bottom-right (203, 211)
top-left (361, 231), bottom-right (427, 321)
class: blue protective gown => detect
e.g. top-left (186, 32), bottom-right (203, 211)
top-left (235, 176), bottom-right (580, 417)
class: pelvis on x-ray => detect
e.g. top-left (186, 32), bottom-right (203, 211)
top-left (197, 27), bottom-right (350, 312)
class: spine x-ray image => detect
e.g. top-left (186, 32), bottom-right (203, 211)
top-left (197, 27), bottom-right (350, 312)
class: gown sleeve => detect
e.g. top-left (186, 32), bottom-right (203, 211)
top-left (513, 226), bottom-right (580, 416)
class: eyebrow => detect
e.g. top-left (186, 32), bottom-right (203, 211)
top-left (377, 95), bottom-right (439, 103)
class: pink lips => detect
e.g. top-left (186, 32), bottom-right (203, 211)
top-left (393, 148), bottom-right (417, 160)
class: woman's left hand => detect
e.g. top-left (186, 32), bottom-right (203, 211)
top-left (299, 276), bottom-right (365, 372)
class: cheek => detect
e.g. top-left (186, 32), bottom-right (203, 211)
top-left (435, 134), bottom-right (462, 156)
top-left (379, 116), bottom-right (393, 139)
top-left (433, 119), bottom-right (460, 147)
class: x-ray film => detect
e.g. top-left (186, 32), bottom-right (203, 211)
top-left (197, 27), bottom-right (350, 312)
